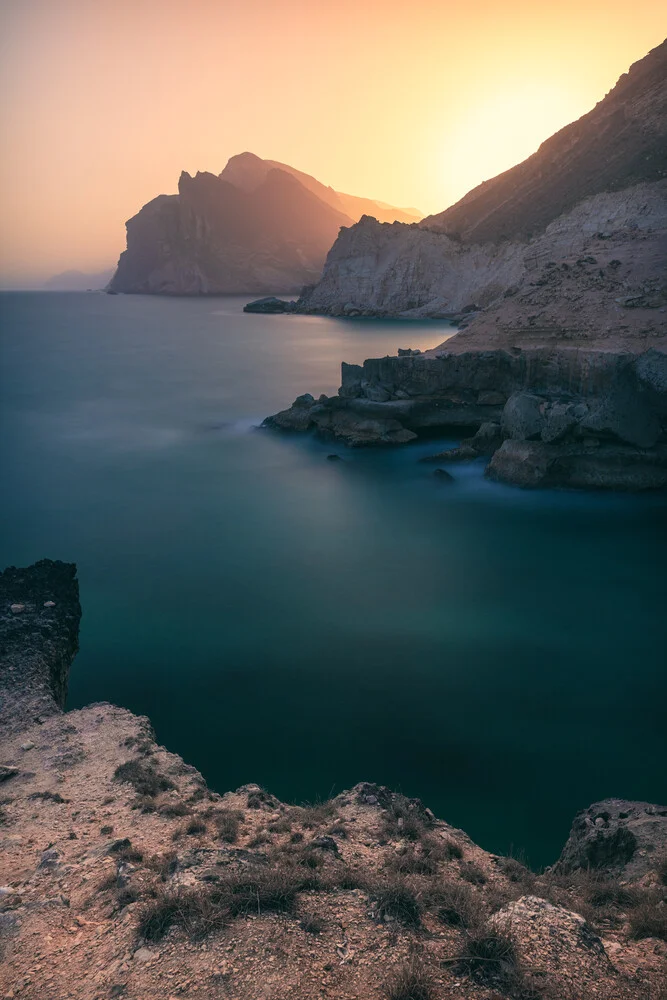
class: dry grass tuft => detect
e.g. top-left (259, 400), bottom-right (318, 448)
top-left (384, 957), bottom-right (434, 1000)
top-left (113, 760), bottom-right (175, 798)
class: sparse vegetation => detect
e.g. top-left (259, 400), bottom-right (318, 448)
top-left (459, 861), bottom-right (487, 885)
top-left (385, 957), bottom-right (434, 1000)
top-left (381, 795), bottom-right (432, 843)
top-left (113, 760), bottom-right (175, 797)
top-left (299, 914), bottom-right (325, 934)
top-left (158, 801), bottom-right (191, 818)
top-left (100, 825), bottom-right (113, 835)
top-left (426, 880), bottom-right (485, 929)
top-left (295, 800), bottom-right (337, 829)
top-left (370, 878), bottom-right (422, 928)
top-left (267, 817), bottom-right (292, 834)
top-left (246, 789), bottom-right (277, 810)
top-left (207, 807), bottom-right (243, 843)
top-left (247, 831), bottom-right (272, 848)
top-left (185, 818), bottom-right (207, 836)
top-left (628, 893), bottom-right (667, 941)
top-left (453, 929), bottom-right (519, 986)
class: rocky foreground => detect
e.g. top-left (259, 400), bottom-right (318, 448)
top-left (1, 561), bottom-right (666, 1000)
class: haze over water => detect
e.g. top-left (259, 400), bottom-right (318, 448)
top-left (1, 292), bottom-right (665, 868)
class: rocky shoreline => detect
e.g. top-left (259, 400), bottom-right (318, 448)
top-left (1, 560), bottom-right (666, 999)
top-left (263, 346), bottom-right (667, 490)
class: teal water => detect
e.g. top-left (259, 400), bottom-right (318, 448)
top-left (1, 292), bottom-right (665, 868)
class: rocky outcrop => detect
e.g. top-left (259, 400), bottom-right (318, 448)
top-left (109, 153), bottom-right (420, 296)
top-left (1, 561), bottom-right (666, 999)
top-left (0, 560), bottom-right (81, 737)
top-left (243, 296), bottom-right (296, 314)
top-left (555, 799), bottom-right (667, 880)
top-left (264, 346), bottom-right (667, 488)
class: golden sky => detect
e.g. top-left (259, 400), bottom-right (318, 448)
top-left (0, 0), bottom-right (665, 284)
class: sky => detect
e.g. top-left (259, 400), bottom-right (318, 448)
top-left (0, 0), bottom-right (665, 285)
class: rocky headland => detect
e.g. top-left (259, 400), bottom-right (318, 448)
top-left (1, 561), bottom-right (666, 1000)
top-left (108, 153), bottom-right (420, 296)
top-left (263, 42), bottom-right (667, 490)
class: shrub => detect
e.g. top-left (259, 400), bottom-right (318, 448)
top-left (158, 802), bottom-right (191, 818)
top-left (381, 798), bottom-right (428, 842)
top-left (185, 819), bottom-right (207, 837)
top-left (453, 929), bottom-right (520, 987)
top-left (210, 808), bottom-right (243, 843)
top-left (116, 887), bottom-right (139, 908)
top-left (225, 869), bottom-right (303, 917)
top-left (145, 852), bottom-right (178, 880)
top-left (299, 914), bottom-right (325, 934)
top-left (459, 862), bottom-right (487, 885)
top-left (290, 832), bottom-right (304, 844)
top-left (422, 835), bottom-right (463, 862)
top-left (370, 879), bottom-right (422, 928)
top-left (248, 832), bottom-right (272, 848)
top-left (246, 789), bottom-right (277, 810)
top-left (385, 958), bottom-right (434, 1000)
top-left (426, 881), bottom-right (484, 929)
top-left (629, 896), bottom-right (667, 941)
top-left (138, 887), bottom-right (224, 941)
top-left (113, 760), bottom-right (175, 797)
top-left (29, 791), bottom-right (68, 804)
top-left (658, 856), bottom-right (667, 887)
top-left (296, 801), bottom-right (337, 829)
top-left (327, 823), bottom-right (348, 839)
top-left (100, 825), bottom-right (113, 836)
top-left (267, 818), bottom-right (292, 834)
top-left (386, 847), bottom-right (436, 877)
top-left (498, 856), bottom-right (534, 886)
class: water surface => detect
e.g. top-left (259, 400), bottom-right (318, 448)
top-left (1, 292), bottom-right (665, 868)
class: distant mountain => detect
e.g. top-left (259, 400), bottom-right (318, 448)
top-left (108, 154), bottom-right (421, 295)
top-left (44, 268), bottom-right (115, 291)
top-left (219, 152), bottom-right (422, 225)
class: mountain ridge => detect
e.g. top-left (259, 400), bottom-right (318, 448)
top-left (108, 154), bottom-right (420, 295)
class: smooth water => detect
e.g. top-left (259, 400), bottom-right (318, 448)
top-left (1, 292), bottom-right (665, 867)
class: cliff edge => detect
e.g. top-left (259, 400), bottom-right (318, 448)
top-left (1, 561), bottom-right (666, 999)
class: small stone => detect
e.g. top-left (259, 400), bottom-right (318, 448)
top-left (433, 468), bottom-right (455, 482)
top-left (43, 601), bottom-right (56, 608)
top-left (326, 454), bottom-right (343, 462)
top-left (133, 947), bottom-right (154, 963)
top-left (20, 742), bottom-right (35, 752)
top-left (9, 604), bottom-right (25, 614)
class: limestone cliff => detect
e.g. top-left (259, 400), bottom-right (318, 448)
top-left (297, 39), bottom-right (667, 346)
top-left (108, 154), bottom-right (420, 295)
top-left (1, 561), bottom-right (666, 1000)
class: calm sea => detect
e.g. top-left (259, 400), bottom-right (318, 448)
top-left (1, 292), bottom-right (665, 867)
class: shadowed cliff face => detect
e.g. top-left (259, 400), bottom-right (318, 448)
top-left (0, 559), bottom-right (81, 735)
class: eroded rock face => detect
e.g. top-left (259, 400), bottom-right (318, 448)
top-left (0, 560), bottom-right (81, 735)
top-left (555, 799), bottom-right (667, 880)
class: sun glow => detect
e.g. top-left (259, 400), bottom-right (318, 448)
top-left (440, 83), bottom-right (585, 205)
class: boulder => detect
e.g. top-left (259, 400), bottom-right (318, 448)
top-left (580, 384), bottom-right (661, 448)
top-left (501, 393), bottom-right (545, 440)
top-left (555, 798), bottom-right (667, 881)
top-left (419, 445), bottom-right (478, 463)
top-left (487, 896), bottom-right (612, 987)
top-left (487, 440), bottom-right (667, 491)
top-left (541, 402), bottom-right (579, 443)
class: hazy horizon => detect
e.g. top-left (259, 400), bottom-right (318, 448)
top-left (0, 0), bottom-right (665, 286)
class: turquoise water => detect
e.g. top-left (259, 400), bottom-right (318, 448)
top-left (1, 292), bottom-right (665, 868)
